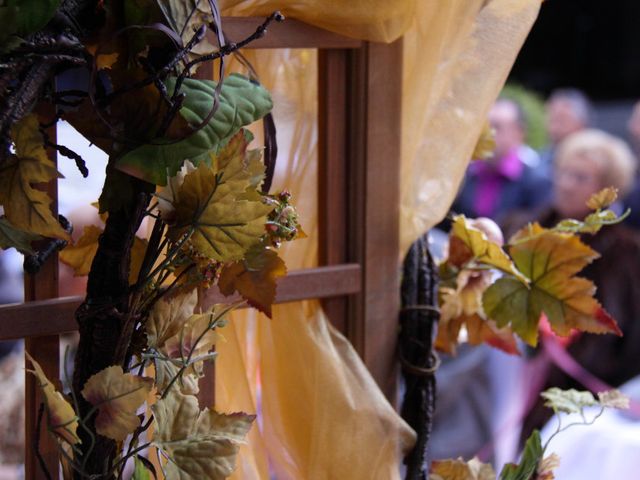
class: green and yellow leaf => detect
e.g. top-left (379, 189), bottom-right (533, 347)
top-left (81, 366), bottom-right (153, 441)
top-left (26, 353), bottom-right (80, 445)
top-left (153, 389), bottom-right (254, 480)
top-left (169, 162), bottom-right (273, 262)
top-left (586, 187), bottom-right (618, 210)
top-left (499, 430), bottom-right (543, 480)
top-left (0, 115), bottom-right (69, 240)
top-left (218, 245), bottom-right (287, 318)
top-left (0, 217), bottom-right (41, 254)
top-left (450, 216), bottom-right (526, 283)
top-left (483, 223), bottom-right (621, 346)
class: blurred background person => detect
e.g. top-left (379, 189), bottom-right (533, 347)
top-left (451, 97), bottom-right (550, 224)
top-left (539, 88), bottom-right (592, 174)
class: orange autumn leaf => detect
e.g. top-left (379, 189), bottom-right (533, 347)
top-left (483, 223), bottom-right (621, 346)
top-left (59, 225), bottom-right (148, 284)
top-left (449, 216), bottom-right (526, 283)
top-left (430, 457), bottom-right (496, 480)
top-left (218, 245), bottom-right (287, 318)
top-left (81, 366), bottom-right (153, 442)
top-left (586, 187), bottom-right (618, 210)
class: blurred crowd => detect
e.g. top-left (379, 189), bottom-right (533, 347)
top-left (431, 88), bottom-right (640, 476)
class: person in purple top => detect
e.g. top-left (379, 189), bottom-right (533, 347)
top-left (451, 97), bottom-right (551, 225)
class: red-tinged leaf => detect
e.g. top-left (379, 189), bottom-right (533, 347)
top-left (483, 223), bottom-right (621, 346)
top-left (218, 245), bottom-right (287, 318)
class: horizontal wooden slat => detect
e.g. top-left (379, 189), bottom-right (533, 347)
top-left (0, 264), bottom-right (361, 340)
top-left (220, 17), bottom-right (363, 49)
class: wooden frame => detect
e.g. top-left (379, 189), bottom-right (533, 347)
top-left (0, 16), bottom-right (403, 478)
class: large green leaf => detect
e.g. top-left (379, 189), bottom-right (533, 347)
top-left (0, 0), bottom-right (60, 44)
top-left (499, 430), bottom-right (543, 480)
top-left (117, 74), bottom-right (273, 186)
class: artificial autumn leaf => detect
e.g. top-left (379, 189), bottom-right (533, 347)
top-left (436, 271), bottom-right (518, 355)
top-left (0, 217), bottom-right (41, 254)
top-left (483, 223), bottom-right (621, 346)
top-left (536, 453), bottom-right (560, 480)
top-left (169, 162), bottom-right (273, 262)
top-left (81, 366), bottom-right (153, 441)
top-left (586, 187), bottom-right (618, 210)
top-left (153, 389), bottom-right (255, 480)
top-left (117, 74), bottom-right (273, 186)
top-left (541, 388), bottom-right (597, 414)
top-left (146, 288), bottom-right (198, 350)
top-left (471, 122), bottom-right (496, 160)
top-left (218, 245), bottom-right (287, 317)
top-left (26, 353), bottom-right (80, 445)
top-left (449, 216), bottom-right (526, 283)
top-left (499, 430), bottom-right (543, 480)
top-left (156, 0), bottom-right (217, 61)
top-left (0, 115), bottom-right (69, 240)
top-left (59, 225), bottom-right (148, 284)
top-left (162, 312), bottom-right (220, 369)
top-left (597, 389), bottom-right (630, 410)
top-left (430, 457), bottom-right (496, 480)
top-left (154, 360), bottom-right (200, 396)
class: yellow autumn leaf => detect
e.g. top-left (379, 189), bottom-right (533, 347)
top-left (146, 288), bottom-right (198, 350)
top-left (168, 145), bottom-right (273, 262)
top-left (483, 223), bottom-right (621, 346)
top-left (154, 361), bottom-right (200, 396)
top-left (26, 353), bottom-right (80, 445)
top-left (81, 366), bottom-right (153, 441)
top-left (59, 225), bottom-right (148, 284)
top-left (0, 115), bottom-right (69, 240)
top-left (586, 187), bottom-right (618, 210)
top-left (471, 122), bottom-right (496, 160)
top-left (152, 389), bottom-right (255, 480)
top-left (218, 245), bottom-right (287, 318)
top-left (162, 312), bottom-right (219, 368)
top-left (450, 216), bottom-right (526, 283)
top-left (430, 457), bottom-right (496, 480)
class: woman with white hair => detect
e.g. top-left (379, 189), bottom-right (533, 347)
top-left (512, 128), bottom-right (640, 444)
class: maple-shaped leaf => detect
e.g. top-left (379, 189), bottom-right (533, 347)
top-left (218, 245), bottom-right (287, 318)
top-left (597, 389), bottom-right (630, 410)
top-left (430, 457), bottom-right (496, 480)
top-left (449, 216), bottom-right (526, 283)
top-left (0, 217), bottom-right (41, 254)
top-left (26, 353), bottom-right (80, 445)
top-left (153, 389), bottom-right (254, 480)
top-left (541, 387), bottom-right (597, 414)
top-left (162, 311), bottom-right (220, 368)
top-left (154, 360), bottom-right (200, 396)
top-left (117, 74), bottom-right (273, 186)
top-left (586, 187), bottom-right (618, 210)
top-left (81, 366), bottom-right (153, 441)
top-left (59, 225), bottom-right (148, 284)
top-left (0, 115), bottom-right (69, 240)
top-left (169, 162), bottom-right (273, 262)
top-left (483, 223), bottom-right (621, 346)
top-left (499, 430), bottom-right (543, 480)
top-left (146, 288), bottom-right (198, 350)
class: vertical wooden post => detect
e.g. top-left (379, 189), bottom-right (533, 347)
top-left (25, 105), bottom-right (60, 480)
top-left (348, 40), bottom-right (403, 402)
top-left (318, 49), bottom-right (350, 334)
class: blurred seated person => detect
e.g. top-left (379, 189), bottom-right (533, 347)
top-left (620, 100), bottom-right (640, 229)
top-left (503, 129), bottom-right (640, 443)
top-left (539, 88), bottom-right (592, 174)
top-left (451, 98), bottom-right (550, 225)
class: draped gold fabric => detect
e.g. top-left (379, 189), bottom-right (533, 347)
top-left (213, 2), bottom-right (541, 478)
